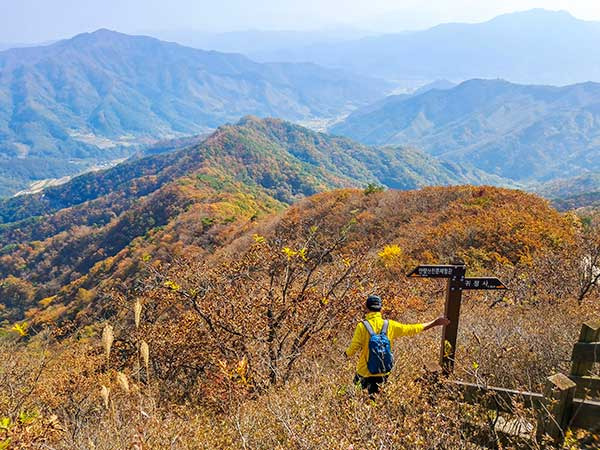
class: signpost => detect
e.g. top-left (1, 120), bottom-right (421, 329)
top-left (407, 261), bottom-right (507, 374)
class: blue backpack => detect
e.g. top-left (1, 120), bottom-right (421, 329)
top-left (363, 320), bottom-right (394, 374)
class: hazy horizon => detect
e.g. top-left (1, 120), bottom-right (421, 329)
top-left (2, 0), bottom-right (600, 44)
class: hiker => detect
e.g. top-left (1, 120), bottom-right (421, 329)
top-left (345, 294), bottom-right (450, 395)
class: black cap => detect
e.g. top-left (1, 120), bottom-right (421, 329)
top-left (366, 295), bottom-right (382, 311)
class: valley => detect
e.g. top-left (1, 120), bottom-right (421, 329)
top-left (12, 158), bottom-right (128, 197)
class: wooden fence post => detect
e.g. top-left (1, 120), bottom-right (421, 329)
top-left (571, 320), bottom-right (600, 377)
top-left (536, 373), bottom-right (577, 446)
top-left (570, 320), bottom-right (600, 398)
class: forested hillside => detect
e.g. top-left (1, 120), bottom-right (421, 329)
top-left (539, 172), bottom-right (600, 198)
top-left (0, 117), bottom-right (509, 325)
top-left (0, 117), bottom-right (502, 225)
top-left (532, 172), bottom-right (600, 211)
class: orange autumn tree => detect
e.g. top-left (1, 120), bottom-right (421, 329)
top-left (151, 217), bottom-right (370, 390)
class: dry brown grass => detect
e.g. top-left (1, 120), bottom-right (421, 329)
top-left (1, 292), bottom-right (599, 449)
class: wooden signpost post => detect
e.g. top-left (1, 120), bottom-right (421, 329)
top-left (407, 261), bottom-right (507, 374)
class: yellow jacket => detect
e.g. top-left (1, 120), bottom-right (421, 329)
top-left (345, 311), bottom-right (424, 377)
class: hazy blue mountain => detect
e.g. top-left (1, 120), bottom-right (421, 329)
top-left (147, 28), bottom-right (376, 60)
top-left (335, 79), bottom-right (457, 131)
top-left (0, 40), bottom-right (57, 51)
top-left (330, 79), bottom-right (600, 182)
top-left (263, 10), bottom-right (600, 85)
top-left (0, 42), bottom-right (32, 51)
top-left (412, 80), bottom-right (456, 96)
top-left (0, 29), bottom-right (390, 197)
top-left (536, 172), bottom-right (600, 198)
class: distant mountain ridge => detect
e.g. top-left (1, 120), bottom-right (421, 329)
top-left (146, 28), bottom-right (376, 58)
top-left (0, 29), bottom-right (390, 197)
top-left (257, 9), bottom-right (600, 85)
top-left (331, 78), bottom-right (600, 182)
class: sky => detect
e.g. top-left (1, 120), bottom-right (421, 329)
top-left (2, 0), bottom-right (600, 43)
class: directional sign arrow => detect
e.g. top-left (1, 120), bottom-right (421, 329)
top-left (407, 265), bottom-right (462, 278)
top-left (461, 277), bottom-right (507, 290)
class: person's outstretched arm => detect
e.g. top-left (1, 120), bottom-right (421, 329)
top-left (422, 316), bottom-right (450, 331)
top-left (390, 316), bottom-right (449, 338)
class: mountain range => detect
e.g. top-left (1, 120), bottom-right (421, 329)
top-left (7, 10), bottom-right (600, 88)
top-left (331, 78), bottom-right (600, 182)
top-left (250, 10), bottom-right (600, 86)
top-left (0, 29), bottom-right (390, 197)
top-left (2, 11), bottom-right (600, 198)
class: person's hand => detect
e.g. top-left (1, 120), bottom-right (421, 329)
top-left (434, 316), bottom-right (450, 327)
top-left (423, 316), bottom-right (451, 331)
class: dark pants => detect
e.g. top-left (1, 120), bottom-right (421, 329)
top-left (354, 374), bottom-right (388, 395)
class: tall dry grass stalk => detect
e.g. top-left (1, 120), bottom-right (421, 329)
top-left (117, 372), bottom-right (130, 393)
top-left (140, 341), bottom-right (150, 380)
top-left (100, 385), bottom-right (110, 409)
top-left (134, 299), bottom-right (144, 384)
top-left (134, 299), bottom-right (142, 329)
top-left (101, 324), bottom-right (114, 365)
